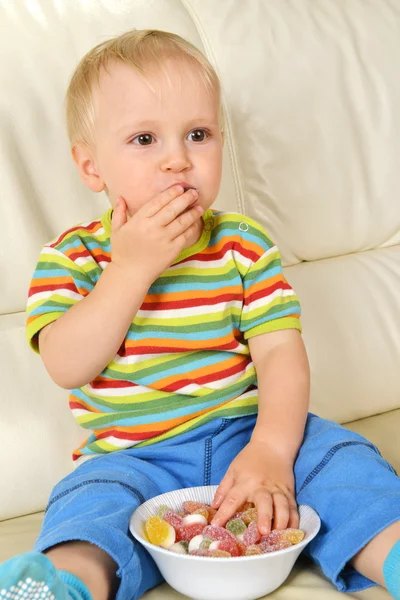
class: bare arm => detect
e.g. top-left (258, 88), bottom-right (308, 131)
top-left (39, 263), bottom-right (148, 389)
top-left (39, 185), bottom-right (203, 389)
top-left (249, 328), bottom-right (310, 462)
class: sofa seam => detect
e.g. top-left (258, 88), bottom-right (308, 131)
top-left (180, 0), bottom-right (245, 215)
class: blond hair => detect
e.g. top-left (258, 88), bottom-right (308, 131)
top-left (65, 29), bottom-right (223, 147)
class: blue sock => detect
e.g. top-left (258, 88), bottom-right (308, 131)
top-left (383, 541), bottom-right (400, 600)
top-left (0, 552), bottom-right (92, 600)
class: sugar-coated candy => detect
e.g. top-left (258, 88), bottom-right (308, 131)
top-left (245, 544), bottom-right (263, 556)
top-left (190, 549), bottom-right (210, 557)
top-left (209, 538), bottom-right (240, 557)
top-left (147, 500), bottom-right (304, 558)
top-left (156, 504), bottom-right (171, 518)
top-left (163, 509), bottom-right (183, 529)
top-left (169, 541), bottom-right (189, 554)
top-left (193, 507), bottom-right (209, 520)
top-left (243, 520), bottom-right (261, 547)
top-left (182, 514), bottom-right (208, 526)
top-left (208, 550), bottom-right (231, 558)
top-left (188, 534), bottom-right (204, 553)
top-left (182, 501), bottom-right (205, 514)
top-left (203, 525), bottom-right (237, 544)
top-left (241, 508), bottom-right (258, 525)
top-left (226, 518), bottom-right (246, 536)
top-left (260, 539), bottom-right (292, 553)
top-left (261, 528), bottom-right (304, 546)
top-left (176, 522), bottom-right (205, 542)
top-left (199, 536), bottom-right (213, 550)
top-left (281, 528), bottom-right (305, 544)
top-left (145, 516), bottom-right (175, 548)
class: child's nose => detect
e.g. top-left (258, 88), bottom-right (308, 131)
top-left (160, 145), bottom-right (192, 172)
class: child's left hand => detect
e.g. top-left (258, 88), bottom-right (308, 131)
top-left (210, 439), bottom-right (299, 535)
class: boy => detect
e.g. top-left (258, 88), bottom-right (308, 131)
top-left (1, 29), bottom-right (399, 600)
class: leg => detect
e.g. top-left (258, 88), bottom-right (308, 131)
top-left (352, 521), bottom-right (400, 587)
top-left (294, 413), bottom-right (400, 594)
top-left (45, 541), bottom-right (118, 600)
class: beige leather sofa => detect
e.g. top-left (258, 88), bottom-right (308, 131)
top-left (1, 1), bottom-right (399, 598)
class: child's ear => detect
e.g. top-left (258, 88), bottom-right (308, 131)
top-left (71, 143), bottom-right (106, 193)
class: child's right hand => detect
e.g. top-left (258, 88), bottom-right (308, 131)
top-left (110, 185), bottom-right (204, 284)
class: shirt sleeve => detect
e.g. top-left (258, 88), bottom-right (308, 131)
top-left (26, 245), bottom-right (95, 353)
top-left (238, 221), bottom-right (302, 340)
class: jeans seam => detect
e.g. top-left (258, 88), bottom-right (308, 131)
top-left (203, 419), bottom-right (229, 486)
top-left (298, 441), bottom-right (379, 494)
top-left (45, 479), bottom-right (146, 514)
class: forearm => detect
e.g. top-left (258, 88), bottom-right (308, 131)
top-left (39, 262), bottom-right (150, 389)
top-left (250, 333), bottom-right (310, 462)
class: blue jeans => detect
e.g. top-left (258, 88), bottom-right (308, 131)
top-left (34, 414), bottom-right (400, 599)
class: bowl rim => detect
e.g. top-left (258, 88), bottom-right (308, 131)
top-left (131, 489), bottom-right (321, 562)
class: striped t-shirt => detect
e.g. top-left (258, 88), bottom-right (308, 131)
top-left (26, 208), bottom-right (301, 462)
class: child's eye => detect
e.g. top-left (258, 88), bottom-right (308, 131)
top-left (187, 129), bottom-right (209, 142)
top-left (131, 133), bottom-right (154, 146)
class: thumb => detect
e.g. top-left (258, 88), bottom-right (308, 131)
top-left (111, 196), bottom-right (128, 233)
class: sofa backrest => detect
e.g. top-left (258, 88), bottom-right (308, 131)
top-left (1, 0), bottom-right (400, 520)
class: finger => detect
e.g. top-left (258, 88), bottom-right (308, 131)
top-left (111, 197), bottom-right (128, 233)
top-left (168, 203), bottom-right (204, 240)
top-left (211, 487), bottom-right (246, 528)
top-left (253, 491), bottom-right (273, 535)
top-left (211, 473), bottom-right (235, 509)
top-left (142, 184), bottom-right (185, 218)
top-left (155, 188), bottom-right (200, 227)
top-left (287, 496), bottom-right (299, 529)
top-left (272, 491), bottom-right (290, 530)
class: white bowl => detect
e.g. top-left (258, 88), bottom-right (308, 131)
top-left (129, 485), bottom-right (320, 600)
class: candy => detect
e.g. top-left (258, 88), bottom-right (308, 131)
top-left (243, 521), bottom-right (261, 547)
top-left (241, 508), bottom-right (258, 524)
top-left (205, 506), bottom-right (217, 522)
top-left (176, 522), bottom-right (205, 542)
top-left (188, 535), bottom-right (204, 553)
top-left (199, 536), bottom-right (213, 549)
top-left (281, 528), bottom-right (305, 545)
top-left (169, 541), bottom-right (189, 554)
top-left (245, 544), bottom-right (263, 556)
top-left (203, 525), bottom-right (237, 544)
top-left (190, 549), bottom-right (210, 557)
top-left (183, 501), bottom-right (205, 514)
top-left (193, 507), bottom-right (209, 520)
top-left (156, 504), bottom-right (171, 518)
top-left (146, 501), bottom-right (304, 558)
top-left (260, 539), bottom-right (292, 553)
top-left (208, 550), bottom-right (231, 557)
top-left (182, 514), bottom-right (208, 526)
top-left (261, 528), bottom-right (304, 546)
top-left (145, 516), bottom-right (175, 548)
top-left (226, 518), bottom-right (246, 536)
top-left (163, 509), bottom-right (183, 529)
top-left (209, 538), bottom-right (240, 557)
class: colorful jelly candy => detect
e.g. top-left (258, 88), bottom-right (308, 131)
top-left (145, 516), bottom-right (175, 548)
top-left (169, 541), bottom-right (189, 554)
top-left (241, 508), bottom-right (258, 524)
top-left (145, 500), bottom-right (304, 558)
top-left (226, 518), bottom-right (246, 536)
top-left (243, 520), bottom-right (261, 546)
top-left (176, 522), bottom-right (205, 542)
top-left (163, 509), bottom-right (183, 529)
top-left (182, 501), bottom-right (205, 514)
top-left (245, 544), bottom-right (263, 556)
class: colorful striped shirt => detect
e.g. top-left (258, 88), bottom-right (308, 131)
top-left (26, 208), bottom-right (301, 462)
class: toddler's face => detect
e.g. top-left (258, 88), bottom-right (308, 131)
top-left (85, 59), bottom-right (223, 215)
